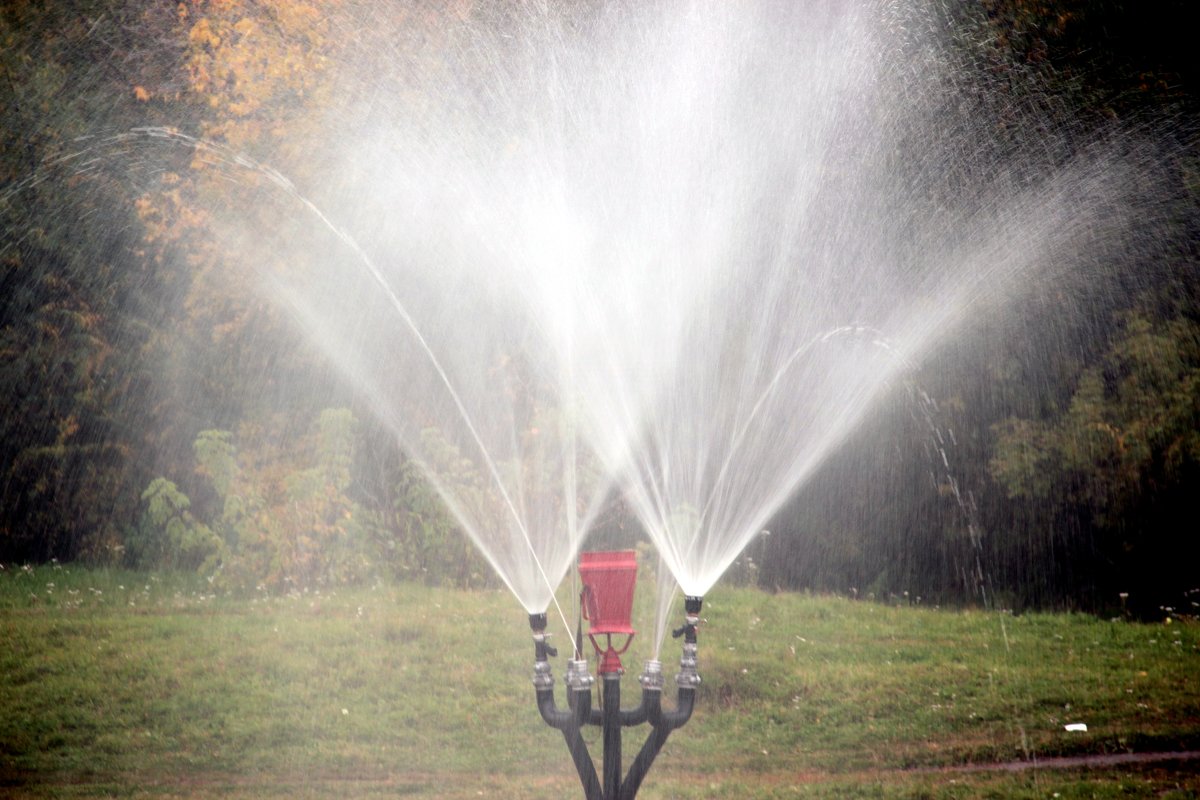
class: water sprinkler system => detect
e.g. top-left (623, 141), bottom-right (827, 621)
top-left (530, 551), bottom-right (701, 799)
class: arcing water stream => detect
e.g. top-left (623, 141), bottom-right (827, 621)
top-left (3, 0), bottom-right (1159, 647)
top-left (199, 0), bottom-right (1146, 643)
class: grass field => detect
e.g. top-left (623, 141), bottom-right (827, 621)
top-left (1, 564), bottom-right (1198, 798)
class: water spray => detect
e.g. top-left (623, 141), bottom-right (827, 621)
top-left (530, 550), bottom-right (700, 799)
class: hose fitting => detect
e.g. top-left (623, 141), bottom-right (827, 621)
top-left (676, 641), bottom-right (701, 688)
top-left (639, 659), bottom-right (665, 692)
top-left (533, 658), bottom-right (555, 690)
top-left (566, 659), bottom-right (595, 693)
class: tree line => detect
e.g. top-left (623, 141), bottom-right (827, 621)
top-left (1, 0), bottom-right (1197, 615)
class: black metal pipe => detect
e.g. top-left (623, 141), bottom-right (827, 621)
top-left (568, 681), bottom-right (593, 718)
top-left (649, 686), bottom-right (696, 730)
top-left (620, 725), bottom-right (669, 799)
top-left (621, 726), bottom-right (670, 799)
top-left (602, 675), bottom-right (622, 800)
top-left (537, 689), bottom-right (601, 799)
top-left (536, 686), bottom-right (582, 728)
top-left (566, 726), bottom-right (602, 800)
top-left (620, 599), bottom-right (703, 799)
top-left (585, 690), bottom-right (651, 727)
top-left (619, 693), bottom-right (651, 727)
top-left (531, 614), bottom-right (602, 800)
top-left (621, 687), bottom-right (695, 799)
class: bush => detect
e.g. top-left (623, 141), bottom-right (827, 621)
top-left (126, 478), bottom-right (222, 571)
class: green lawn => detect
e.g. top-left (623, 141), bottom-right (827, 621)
top-left (1, 564), bottom-right (1197, 798)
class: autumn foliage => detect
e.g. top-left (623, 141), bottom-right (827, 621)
top-left (1, 0), bottom-right (1197, 612)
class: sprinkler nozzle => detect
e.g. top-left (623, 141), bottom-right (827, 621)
top-left (672, 595), bottom-right (703, 641)
top-left (529, 612), bottom-right (558, 659)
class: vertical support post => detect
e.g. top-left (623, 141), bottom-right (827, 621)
top-left (602, 674), bottom-right (622, 800)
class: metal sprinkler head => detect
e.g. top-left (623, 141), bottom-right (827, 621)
top-left (528, 611), bottom-right (557, 666)
top-left (672, 595), bottom-right (703, 642)
top-left (528, 554), bottom-right (702, 799)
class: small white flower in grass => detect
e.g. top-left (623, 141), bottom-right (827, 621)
top-left (342, 708), bottom-right (349, 715)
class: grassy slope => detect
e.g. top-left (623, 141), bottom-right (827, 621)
top-left (1, 565), bottom-right (1197, 799)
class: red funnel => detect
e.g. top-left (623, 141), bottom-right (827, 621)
top-left (579, 550), bottom-right (637, 673)
top-left (580, 550), bottom-right (638, 634)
